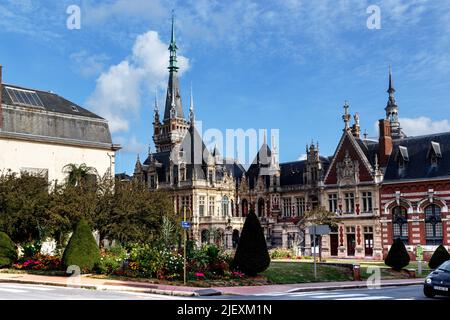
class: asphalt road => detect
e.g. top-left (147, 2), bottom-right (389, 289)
top-left (213, 285), bottom-right (450, 300)
top-left (0, 283), bottom-right (188, 300)
top-left (0, 283), bottom-right (449, 300)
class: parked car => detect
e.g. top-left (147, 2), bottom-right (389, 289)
top-left (424, 260), bottom-right (450, 298)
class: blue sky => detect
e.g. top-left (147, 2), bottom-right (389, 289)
top-left (1, 0), bottom-right (450, 174)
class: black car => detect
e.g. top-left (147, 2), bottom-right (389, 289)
top-left (424, 260), bottom-right (450, 298)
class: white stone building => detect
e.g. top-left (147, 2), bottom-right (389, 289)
top-left (0, 65), bottom-right (120, 184)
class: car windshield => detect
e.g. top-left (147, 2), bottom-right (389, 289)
top-left (438, 260), bottom-right (450, 272)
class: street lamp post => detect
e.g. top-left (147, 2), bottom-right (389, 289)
top-left (181, 205), bottom-right (191, 286)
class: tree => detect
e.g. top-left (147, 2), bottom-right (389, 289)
top-left (385, 238), bottom-right (410, 271)
top-left (233, 210), bottom-right (270, 276)
top-left (0, 231), bottom-right (17, 267)
top-left (62, 218), bottom-right (100, 273)
top-left (62, 163), bottom-right (97, 188)
top-left (428, 245), bottom-right (450, 269)
top-left (299, 206), bottom-right (338, 261)
top-left (0, 172), bottom-right (51, 243)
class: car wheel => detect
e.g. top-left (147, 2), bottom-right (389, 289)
top-left (423, 286), bottom-right (435, 298)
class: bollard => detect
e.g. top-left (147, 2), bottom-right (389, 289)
top-left (353, 264), bottom-right (361, 281)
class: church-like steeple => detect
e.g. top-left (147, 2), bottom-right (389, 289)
top-left (164, 11), bottom-right (184, 120)
top-left (385, 66), bottom-right (405, 139)
top-left (189, 84), bottom-right (195, 124)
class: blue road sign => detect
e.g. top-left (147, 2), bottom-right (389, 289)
top-left (181, 221), bottom-right (190, 229)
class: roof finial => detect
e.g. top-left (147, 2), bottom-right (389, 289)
top-left (168, 10), bottom-right (179, 72)
top-left (189, 83), bottom-right (195, 123)
top-left (342, 100), bottom-right (351, 129)
top-left (363, 129), bottom-right (368, 140)
top-left (154, 88), bottom-right (159, 112)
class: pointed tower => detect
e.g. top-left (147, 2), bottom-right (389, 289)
top-left (385, 67), bottom-right (405, 139)
top-left (134, 154), bottom-right (144, 182)
top-left (153, 12), bottom-right (190, 152)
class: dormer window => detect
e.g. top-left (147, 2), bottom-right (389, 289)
top-left (397, 146), bottom-right (409, 168)
top-left (71, 105), bottom-right (79, 112)
top-left (428, 141), bottom-right (442, 167)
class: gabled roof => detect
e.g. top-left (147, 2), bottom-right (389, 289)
top-left (324, 129), bottom-right (375, 185)
top-left (384, 132), bottom-right (450, 181)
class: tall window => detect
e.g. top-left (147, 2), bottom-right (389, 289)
top-left (282, 198), bottom-right (292, 217)
top-left (209, 197), bottom-right (215, 216)
top-left (149, 175), bottom-right (156, 189)
top-left (328, 194), bottom-right (338, 213)
top-left (295, 197), bottom-right (306, 216)
top-left (222, 196), bottom-right (229, 217)
top-left (362, 192), bottom-right (373, 213)
top-left (181, 196), bottom-right (190, 211)
top-left (392, 206), bottom-right (408, 243)
top-left (425, 204), bottom-right (443, 245)
top-left (344, 193), bottom-right (355, 213)
top-left (198, 196), bottom-right (205, 217)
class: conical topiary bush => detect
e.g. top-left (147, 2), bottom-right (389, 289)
top-left (62, 219), bottom-right (100, 273)
top-left (0, 231), bottom-right (17, 268)
top-left (233, 210), bottom-right (270, 276)
top-left (385, 238), bottom-right (410, 271)
top-left (428, 244), bottom-right (450, 269)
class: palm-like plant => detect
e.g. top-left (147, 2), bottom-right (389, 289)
top-left (62, 163), bottom-right (98, 187)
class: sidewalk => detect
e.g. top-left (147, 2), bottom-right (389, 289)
top-left (0, 272), bottom-right (424, 297)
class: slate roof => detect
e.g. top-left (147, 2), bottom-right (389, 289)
top-left (384, 132), bottom-right (450, 181)
top-left (1, 83), bottom-right (114, 148)
top-left (2, 84), bottom-right (104, 119)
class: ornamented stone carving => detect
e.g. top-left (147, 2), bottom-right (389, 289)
top-left (336, 150), bottom-right (359, 186)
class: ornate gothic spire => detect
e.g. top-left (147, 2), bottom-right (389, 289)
top-left (385, 66), bottom-right (405, 139)
top-left (189, 83), bottom-right (195, 124)
top-left (163, 11), bottom-right (184, 120)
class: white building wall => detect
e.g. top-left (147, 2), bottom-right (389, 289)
top-left (0, 138), bottom-right (115, 183)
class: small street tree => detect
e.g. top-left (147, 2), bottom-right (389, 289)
top-left (62, 218), bottom-right (100, 273)
top-left (0, 231), bottom-right (17, 267)
top-left (428, 244), bottom-right (450, 269)
top-left (385, 238), bottom-right (410, 271)
top-left (233, 210), bottom-right (270, 276)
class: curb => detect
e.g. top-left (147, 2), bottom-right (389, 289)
top-left (0, 278), bottom-right (202, 297)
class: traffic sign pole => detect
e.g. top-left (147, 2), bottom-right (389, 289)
top-left (313, 226), bottom-right (317, 280)
top-left (183, 206), bottom-right (187, 285)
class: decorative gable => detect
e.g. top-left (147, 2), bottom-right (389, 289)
top-left (324, 131), bottom-right (374, 185)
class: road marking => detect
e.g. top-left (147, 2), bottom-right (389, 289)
top-left (336, 296), bottom-right (391, 300)
top-left (290, 292), bottom-right (338, 297)
top-left (0, 287), bottom-right (28, 293)
top-left (0, 284), bottom-right (55, 291)
top-left (312, 293), bottom-right (367, 299)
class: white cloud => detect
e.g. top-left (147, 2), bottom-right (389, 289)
top-left (115, 136), bottom-right (147, 154)
top-left (86, 30), bottom-right (190, 133)
top-left (399, 117), bottom-right (450, 136)
top-left (298, 154), bottom-right (307, 161)
top-left (70, 51), bottom-right (109, 77)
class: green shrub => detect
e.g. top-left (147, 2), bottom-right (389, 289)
top-left (22, 241), bottom-right (42, 258)
top-left (62, 219), bottom-right (100, 273)
top-left (385, 238), bottom-right (410, 271)
top-left (0, 231), bottom-right (17, 267)
top-left (270, 248), bottom-right (294, 259)
top-left (233, 211), bottom-right (270, 276)
top-left (428, 245), bottom-right (450, 269)
top-left (97, 245), bottom-right (128, 275)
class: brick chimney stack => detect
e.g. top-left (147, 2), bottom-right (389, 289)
top-left (378, 119), bottom-right (393, 167)
top-left (0, 65), bottom-right (3, 129)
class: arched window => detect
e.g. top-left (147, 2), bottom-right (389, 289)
top-left (392, 206), bottom-right (408, 243)
top-left (241, 199), bottom-right (248, 217)
top-left (425, 204), bottom-right (443, 245)
top-left (257, 198), bottom-right (265, 217)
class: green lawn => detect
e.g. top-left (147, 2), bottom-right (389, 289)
top-left (261, 261), bottom-right (354, 284)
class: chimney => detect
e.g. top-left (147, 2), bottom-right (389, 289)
top-left (378, 119), bottom-right (393, 167)
top-left (0, 65), bottom-right (3, 129)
